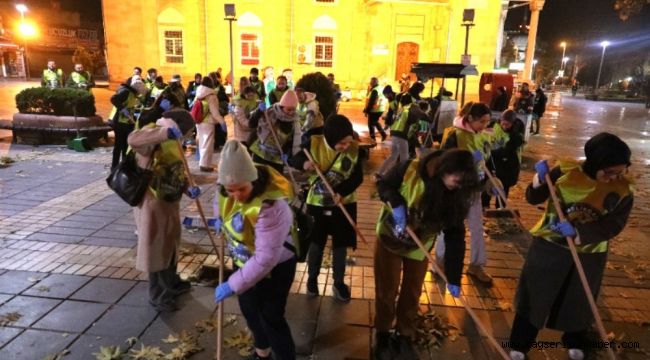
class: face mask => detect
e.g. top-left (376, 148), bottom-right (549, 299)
top-left (160, 99), bottom-right (172, 111)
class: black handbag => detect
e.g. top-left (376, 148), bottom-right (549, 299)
top-left (106, 150), bottom-right (155, 206)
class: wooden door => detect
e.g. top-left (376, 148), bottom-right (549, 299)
top-left (395, 42), bottom-right (419, 81)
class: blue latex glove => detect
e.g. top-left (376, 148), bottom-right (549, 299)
top-left (214, 282), bottom-right (234, 303)
top-left (550, 219), bottom-right (577, 238)
top-left (392, 205), bottom-right (407, 235)
top-left (213, 218), bottom-right (223, 234)
top-left (258, 101), bottom-right (267, 112)
top-left (167, 127), bottom-right (182, 140)
top-left (280, 153), bottom-right (289, 163)
top-left (535, 160), bottom-right (550, 184)
top-left (472, 149), bottom-right (483, 163)
top-left (219, 122), bottom-right (228, 133)
top-left (120, 108), bottom-right (130, 117)
top-left (447, 284), bottom-right (461, 298)
top-left (186, 186), bottom-right (201, 199)
top-left (160, 98), bottom-right (172, 111)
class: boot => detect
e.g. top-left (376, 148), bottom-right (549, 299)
top-left (467, 264), bottom-right (493, 285)
top-left (373, 331), bottom-right (392, 360)
top-left (393, 333), bottom-right (418, 360)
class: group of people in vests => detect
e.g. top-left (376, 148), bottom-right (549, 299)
top-left (41, 60), bottom-right (95, 90)
top-left (121, 66), bottom-right (635, 360)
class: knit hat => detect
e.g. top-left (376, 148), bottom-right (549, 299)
top-left (279, 90), bottom-right (299, 108)
top-left (382, 85), bottom-right (394, 95)
top-left (324, 114), bottom-right (354, 148)
top-left (582, 132), bottom-right (631, 178)
top-left (169, 74), bottom-right (181, 83)
top-left (162, 109), bottom-right (195, 136)
top-left (250, 67), bottom-right (259, 75)
top-left (218, 140), bottom-right (259, 185)
top-left (130, 77), bottom-right (147, 95)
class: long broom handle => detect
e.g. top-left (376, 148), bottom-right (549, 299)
top-left (389, 211), bottom-right (509, 359)
top-left (544, 173), bottom-right (616, 360)
top-left (175, 140), bottom-right (224, 359)
top-left (480, 162), bottom-right (509, 207)
top-left (303, 148), bottom-right (368, 244)
top-left (261, 111), bottom-right (300, 194)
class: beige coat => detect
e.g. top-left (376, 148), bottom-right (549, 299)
top-left (128, 118), bottom-right (184, 273)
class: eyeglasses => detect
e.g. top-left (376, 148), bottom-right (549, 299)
top-left (602, 167), bottom-right (629, 179)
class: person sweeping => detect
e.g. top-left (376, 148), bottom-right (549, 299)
top-left (128, 111), bottom-right (200, 312)
top-left (212, 140), bottom-right (297, 360)
top-left (374, 149), bottom-right (482, 359)
top-left (289, 114), bottom-right (366, 302)
top-left (509, 132), bottom-right (634, 360)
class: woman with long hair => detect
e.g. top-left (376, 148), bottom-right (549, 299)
top-left (374, 149), bottom-right (481, 359)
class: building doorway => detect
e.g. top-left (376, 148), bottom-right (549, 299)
top-left (395, 42), bottom-right (419, 81)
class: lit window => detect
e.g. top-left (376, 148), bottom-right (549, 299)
top-left (163, 30), bottom-right (183, 64)
top-left (314, 36), bottom-right (333, 68)
top-left (241, 33), bottom-right (260, 65)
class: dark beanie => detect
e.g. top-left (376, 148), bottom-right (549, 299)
top-left (163, 109), bottom-right (195, 136)
top-left (382, 85), bottom-right (393, 95)
top-left (324, 114), bottom-right (354, 148)
top-left (582, 132), bottom-right (631, 178)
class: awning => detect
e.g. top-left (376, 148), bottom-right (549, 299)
top-left (410, 63), bottom-right (478, 82)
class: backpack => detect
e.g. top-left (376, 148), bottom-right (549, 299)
top-left (190, 100), bottom-right (205, 124)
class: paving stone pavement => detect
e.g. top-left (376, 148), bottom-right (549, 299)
top-left (0, 93), bottom-right (650, 359)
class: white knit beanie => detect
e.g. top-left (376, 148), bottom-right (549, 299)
top-left (218, 140), bottom-right (259, 185)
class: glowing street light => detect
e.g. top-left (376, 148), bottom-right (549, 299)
top-left (559, 41), bottom-right (567, 70)
top-left (18, 22), bottom-right (37, 38)
top-left (595, 41), bottom-right (610, 90)
top-left (15, 4), bottom-right (33, 79)
top-left (16, 4), bottom-right (28, 18)
top-left (532, 59), bottom-right (538, 75)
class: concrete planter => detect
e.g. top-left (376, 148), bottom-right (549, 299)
top-left (11, 113), bottom-right (109, 145)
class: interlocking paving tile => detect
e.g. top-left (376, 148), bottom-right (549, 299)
top-left (33, 300), bottom-right (111, 333)
top-left (86, 304), bottom-right (157, 337)
top-left (117, 281), bottom-right (149, 307)
top-left (63, 334), bottom-right (127, 360)
top-left (21, 274), bottom-right (92, 299)
top-left (70, 277), bottom-right (136, 303)
top-left (0, 295), bottom-right (61, 327)
top-left (0, 329), bottom-right (75, 360)
top-left (0, 327), bottom-right (22, 348)
top-left (0, 271), bottom-right (43, 294)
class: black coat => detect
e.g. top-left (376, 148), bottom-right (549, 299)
top-left (515, 167), bottom-right (633, 331)
top-left (533, 91), bottom-right (547, 117)
top-left (488, 119), bottom-right (524, 187)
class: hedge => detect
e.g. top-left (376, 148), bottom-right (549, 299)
top-left (15, 87), bottom-right (97, 117)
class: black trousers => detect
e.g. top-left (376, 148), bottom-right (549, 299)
top-left (148, 254), bottom-right (183, 306)
top-left (306, 204), bottom-right (356, 285)
top-left (112, 122), bottom-right (134, 169)
top-left (367, 112), bottom-right (386, 140)
top-left (509, 313), bottom-right (590, 353)
top-left (238, 257), bottom-right (297, 360)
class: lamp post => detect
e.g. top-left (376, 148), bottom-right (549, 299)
top-left (460, 8), bottom-right (474, 107)
top-left (224, 4), bottom-right (237, 94)
top-left (16, 4), bottom-right (30, 79)
top-left (523, 0), bottom-right (545, 82)
top-left (559, 41), bottom-right (567, 70)
top-left (595, 41), bottom-right (609, 91)
top-left (532, 59), bottom-right (538, 80)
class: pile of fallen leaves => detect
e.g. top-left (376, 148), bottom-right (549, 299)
top-left (413, 310), bottom-right (460, 349)
top-left (224, 330), bottom-right (254, 357)
top-left (0, 156), bottom-right (15, 168)
top-left (484, 218), bottom-right (523, 237)
top-left (0, 311), bottom-right (22, 327)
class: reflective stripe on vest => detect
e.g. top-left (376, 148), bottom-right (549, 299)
top-left (376, 160), bottom-right (436, 260)
top-left (442, 127), bottom-right (491, 169)
top-left (250, 121), bottom-right (294, 165)
top-left (43, 69), bottom-right (63, 88)
top-left (530, 161), bottom-right (633, 253)
top-left (306, 135), bottom-right (359, 207)
top-left (109, 91), bottom-right (139, 125)
top-left (217, 166), bottom-right (294, 267)
top-left (70, 72), bottom-right (88, 85)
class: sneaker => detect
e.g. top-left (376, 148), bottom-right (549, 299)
top-left (170, 280), bottom-right (192, 296)
top-left (307, 278), bottom-right (319, 297)
top-left (567, 349), bottom-right (584, 360)
top-left (467, 264), bottom-right (493, 285)
top-left (509, 350), bottom-right (526, 360)
top-left (393, 333), bottom-right (418, 360)
top-left (332, 282), bottom-right (351, 302)
top-left (373, 331), bottom-right (393, 360)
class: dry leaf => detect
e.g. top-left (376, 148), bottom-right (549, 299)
top-left (27, 276), bottom-right (42, 283)
top-left (129, 344), bottom-right (164, 360)
top-left (0, 311), bottom-right (22, 326)
top-left (93, 346), bottom-right (123, 360)
top-left (36, 285), bottom-right (51, 292)
top-left (125, 337), bottom-right (138, 347)
top-left (161, 334), bottom-right (179, 344)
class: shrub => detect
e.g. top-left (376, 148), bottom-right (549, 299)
top-left (295, 72), bottom-right (337, 120)
top-left (15, 87), bottom-right (96, 116)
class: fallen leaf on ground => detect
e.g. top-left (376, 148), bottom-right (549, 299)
top-left (0, 312), bottom-right (22, 326)
top-left (161, 334), bottom-right (179, 344)
top-left (93, 345), bottom-right (123, 360)
top-left (35, 285), bottom-right (51, 292)
top-left (125, 337), bottom-right (138, 347)
top-left (129, 344), bottom-right (164, 360)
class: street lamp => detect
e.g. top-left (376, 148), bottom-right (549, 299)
top-left (224, 4), bottom-right (237, 95)
top-left (559, 41), bottom-right (567, 70)
top-left (459, 8), bottom-right (475, 107)
top-left (15, 4), bottom-right (31, 79)
top-left (595, 40), bottom-right (610, 91)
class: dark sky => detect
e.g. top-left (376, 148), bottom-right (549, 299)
top-left (506, 0), bottom-right (650, 54)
